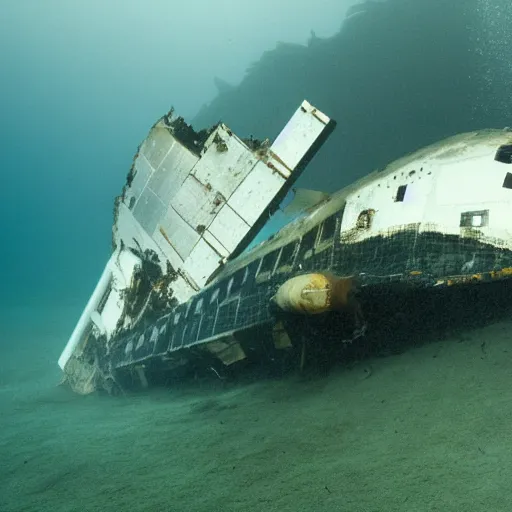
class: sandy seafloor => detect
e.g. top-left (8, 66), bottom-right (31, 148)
top-left (2, 316), bottom-right (512, 512)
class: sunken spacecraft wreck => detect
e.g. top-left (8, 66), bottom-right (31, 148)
top-left (58, 101), bottom-right (512, 394)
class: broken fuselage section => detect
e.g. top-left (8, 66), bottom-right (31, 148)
top-left (59, 98), bottom-right (512, 394)
top-left (59, 101), bottom-right (336, 393)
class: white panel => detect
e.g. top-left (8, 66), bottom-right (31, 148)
top-left (140, 125), bottom-right (175, 169)
top-left (114, 204), bottom-right (197, 302)
top-left (207, 204), bottom-right (251, 252)
top-left (132, 187), bottom-right (167, 234)
top-left (193, 125), bottom-right (256, 199)
top-left (202, 230), bottom-right (230, 259)
top-left (436, 158), bottom-right (512, 206)
top-left (151, 227), bottom-right (185, 268)
top-left (486, 202), bottom-right (512, 231)
top-left (115, 203), bottom-right (168, 265)
top-left (171, 175), bottom-right (225, 230)
top-left (422, 205), bottom-right (460, 232)
top-left (399, 180), bottom-right (432, 222)
top-left (228, 161), bottom-right (285, 226)
top-left (182, 239), bottom-right (222, 287)
top-left (271, 100), bottom-right (330, 171)
top-left (123, 154), bottom-right (153, 208)
top-left (147, 141), bottom-right (199, 204)
top-left (157, 206), bottom-right (200, 260)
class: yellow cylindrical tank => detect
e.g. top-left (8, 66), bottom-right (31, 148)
top-left (272, 273), bottom-right (357, 315)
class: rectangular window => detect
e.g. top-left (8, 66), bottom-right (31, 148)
top-left (274, 242), bottom-right (298, 274)
top-left (257, 250), bottom-right (279, 277)
top-left (503, 172), bottom-right (512, 189)
top-left (395, 185), bottom-right (407, 202)
top-left (320, 214), bottom-right (338, 242)
top-left (460, 209), bottom-right (489, 228)
top-left (495, 144), bottom-right (512, 164)
top-left (227, 268), bottom-right (246, 296)
top-left (278, 241), bottom-right (298, 267)
top-left (296, 227), bottom-right (319, 263)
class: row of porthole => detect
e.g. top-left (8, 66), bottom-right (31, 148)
top-left (165, 214), bottom-right (342, 325)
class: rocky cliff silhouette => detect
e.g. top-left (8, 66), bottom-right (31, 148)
top-left (193, 0), bottom-right (512, 191)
